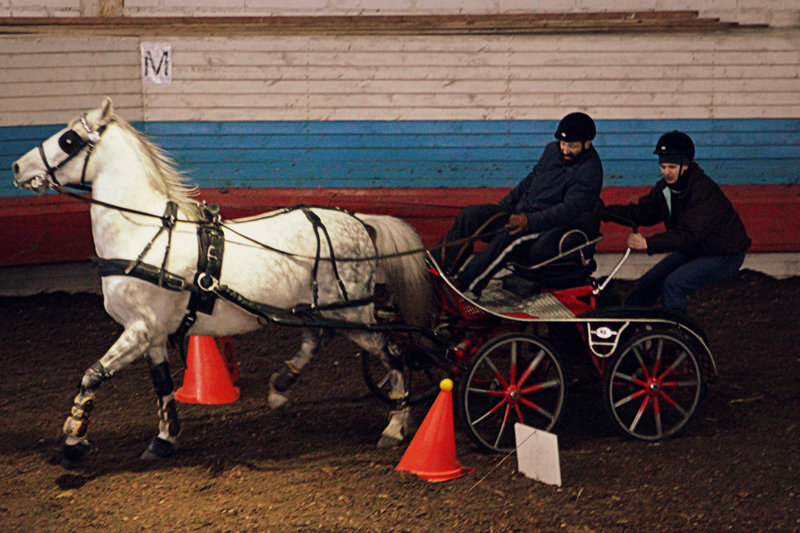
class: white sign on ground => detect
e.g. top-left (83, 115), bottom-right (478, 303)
top-left (515, 423), bottom-right (562, 487)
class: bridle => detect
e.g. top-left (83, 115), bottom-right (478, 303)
top-left (36, 114), bottom-right (111, 192)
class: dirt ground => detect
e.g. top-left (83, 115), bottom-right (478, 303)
top-left (1, 269), bottom-right (799, 532)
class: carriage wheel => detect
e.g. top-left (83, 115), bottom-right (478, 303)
top-left (359, 348), bottom-right (444, 406)
top-left (458, 333), bottom-right (566, 453)
top-left (603, 329), bottom-right (705, 441)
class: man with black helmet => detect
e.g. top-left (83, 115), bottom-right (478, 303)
top-left (440, 111), bottom-right (603, 298)
top-left (602, 130), bottom-right (750, 314)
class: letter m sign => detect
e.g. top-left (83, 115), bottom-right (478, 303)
top-left (141, 42), bottom-right (172, 84)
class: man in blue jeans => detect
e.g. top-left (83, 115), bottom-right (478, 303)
top-left (602, 131), bottom-right (751, 313)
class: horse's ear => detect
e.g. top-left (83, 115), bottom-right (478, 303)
top-left (101, 96), bottom-right (114, 120)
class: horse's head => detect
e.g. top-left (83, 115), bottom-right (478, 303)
top-left (12, 96), bottom-right (115, 194)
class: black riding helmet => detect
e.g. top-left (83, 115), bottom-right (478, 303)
top-left (554, 112), bottom-right (596, 143)
top-left (654, 130), bottom-right (695, 165)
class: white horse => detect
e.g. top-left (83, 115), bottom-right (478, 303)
top-left (12, 96), bottom-right (435, 463)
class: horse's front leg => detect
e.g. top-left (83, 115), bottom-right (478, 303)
top-left (376, 338), bottom-right (411, 448)
top-left (267, 327), bottom-right (323, 409)
top-left (62, 321), bottom-right (151, 466)
top-left (139, 344), bottom-right (181, 460)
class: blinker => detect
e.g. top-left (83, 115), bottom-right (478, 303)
top-left (58, 130), bottom-right (87, 156)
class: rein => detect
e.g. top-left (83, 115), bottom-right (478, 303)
top-left (48, 182), bottom-right (505, 262)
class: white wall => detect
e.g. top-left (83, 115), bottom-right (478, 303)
top-left (1, 1), bottom-right (799, 27)
top-left (2, 29), bottom-right (798, 126)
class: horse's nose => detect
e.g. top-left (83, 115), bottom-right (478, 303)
top-left (12, 161), bottom-right (19, 176)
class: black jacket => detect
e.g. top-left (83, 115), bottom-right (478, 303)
top-left (500, 141), bottom-right (603, 233)
top-left (603, 163), bottom-right (751, 256)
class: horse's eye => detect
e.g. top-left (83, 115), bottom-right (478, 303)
top-left (58, 130), bottom-right (86, 155)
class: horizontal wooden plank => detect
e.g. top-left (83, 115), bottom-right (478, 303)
top-left (1, 65), bottom-right (140, 84)
top-left (0, 51), bottom-right (136, 69)
top-left (0, 36), bottom-right (139, 53)
top-left (171, 63), bottom-right (800, 83)
top-left (0, 12), bottom-right (759, 37)
top-left (156, 33), bottom-right (800, 54)
top-left (135, 90), bottom-right (800, 110)
top-left (138, 77), bottom-right (800, 97)
top-left (169, 49), bottom-right (798, 68)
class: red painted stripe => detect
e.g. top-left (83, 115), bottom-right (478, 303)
top-left (1, 184), bottom-right (796, 266)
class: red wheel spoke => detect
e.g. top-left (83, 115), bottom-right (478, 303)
top-left (470, 395), bottom-right (509, 427)
top-left (658, 389), bottom-right (689, 416)
top-left (520, 379), bottom-right (561, 395)
top-left (656, 350), bottom-right (688, 381)
top-left (613, 387), bottom-right (647, 408)
top-left (628, 395), bottom-right (651, 432)
top-left (491, 404), bottom-right (512, 449)
top-left (652, 396), bottom-right (663, 437)
top-left (613, 371), bottom-right (648, 388)
top-left (517, 349), bottom-right (546, 389)
top-left (631, 346), bottom-right (652, 380)
top-left (483, 356), bottom-right (510, 389)
top-left (519, 396), bottom-right (555, 421)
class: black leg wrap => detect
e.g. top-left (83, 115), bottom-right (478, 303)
top-left (149, 361), bottom-right (174, 398)
top-left (272, 362), bottom-right (299, 392)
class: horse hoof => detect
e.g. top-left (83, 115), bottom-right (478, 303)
top-left (267, 374), bottom-right (291, 409)
top-left (140, 437), bottom-right (177, 460)
top-left (62, 440), bottom-right (92, 467)
top-left (376, 433), bottom-right (402, 448)
top-left (268, 391), bottom-right (290, 409)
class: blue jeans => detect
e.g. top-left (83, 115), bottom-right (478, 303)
top-left (626, 251), bottom-right (746, 312)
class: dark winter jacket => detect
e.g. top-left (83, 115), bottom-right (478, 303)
top-left (499, 141), bottom-right (603, 233)
top-left (603, 162), bottom-right (751, 256)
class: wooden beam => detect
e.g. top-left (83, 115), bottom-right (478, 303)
top-left (0, 12), bottom-right (763, 37)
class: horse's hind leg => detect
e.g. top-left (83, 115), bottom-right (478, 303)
top-left (376, 340), bottom-right (412, 448)
top-left (139, 344), bottom-right (181, 460)
top-left (267, 328), bottom-right (323, 409)
top-left (350, 332), bottom-right (410, 448)
top-left (62, 322), bottom-right (151, 465)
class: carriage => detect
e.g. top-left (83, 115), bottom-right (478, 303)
top-left (363, 246), bottom-right (715, 453)
top-left (11, 97), bottom-right (715, 462)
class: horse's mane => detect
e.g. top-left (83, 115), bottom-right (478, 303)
top-left (111, 114), bottom-right (202, 221)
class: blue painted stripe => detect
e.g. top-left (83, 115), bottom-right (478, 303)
top-left (3, 118), bottom-right (799, 197)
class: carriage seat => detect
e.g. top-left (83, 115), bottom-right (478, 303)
top-left (502, 203), bottom-right (602, 297)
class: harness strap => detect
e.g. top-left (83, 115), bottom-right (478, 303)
top-left (170, 211), bottom-right (226, 353)
top-left (301, 209), bottom-right (323, 308)
top-left (301, 208), bottom-right (350, 308)
top-left (125, 201), bottom-right (179, 281)
top-left (92, 257), bottom-right (188, 291)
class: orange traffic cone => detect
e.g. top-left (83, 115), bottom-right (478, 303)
top-left (217, 336), bottom-right (240, 383)
top-left (176, 336), bottom-right (240, 404)
top-left (396, 379), bottom-right (473, 482)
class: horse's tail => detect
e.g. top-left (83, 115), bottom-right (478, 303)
top-left (356, 214), bottom-right (436, 328)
